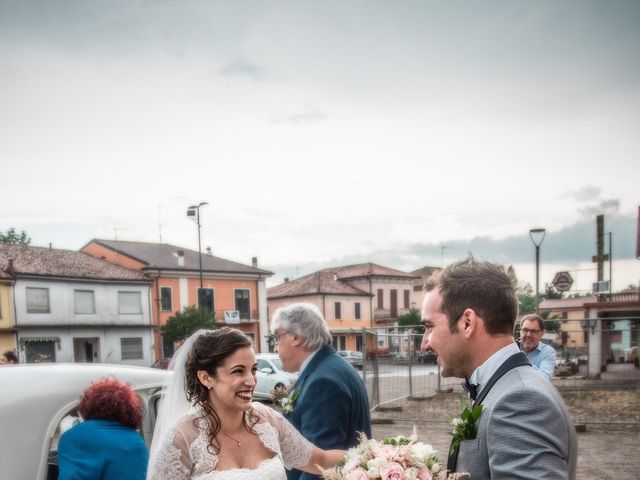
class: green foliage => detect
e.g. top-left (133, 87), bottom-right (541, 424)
top-left (399, 308), bottom-right (423, 333)
top-left (543, 283), bottom-right (563, 300)
top-left (543, 318), bottom-right (560, 333)
top-left (450, 401), bottom-right (484, 452)
top-left (0, 228), bottom-right (31, 245)
top-left (517, 292), bottom-right (536, 315)
top-left (161, 306), bottom-right (215, 344)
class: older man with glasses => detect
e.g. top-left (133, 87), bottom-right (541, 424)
top-left (270, 302), bottom-right (371, 480)
top-left (519, 314), bottom-right (557, 380)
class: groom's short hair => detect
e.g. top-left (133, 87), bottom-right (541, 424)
top-left (426, 257), bottom-right (518, 335)
top-left (271, 303), bottom-right (332, 350)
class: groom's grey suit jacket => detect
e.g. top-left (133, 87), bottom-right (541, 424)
top-left (457, 364), bottom-right (577, 479)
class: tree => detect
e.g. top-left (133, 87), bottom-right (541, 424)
top-left (399, 308), bottom-right (424, 333)
top-left (0, 228), bottom-right (31, 245)
top-left (161, 306), bottom-right (215, 345)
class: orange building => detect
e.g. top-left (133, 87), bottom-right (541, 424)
top-left (82, 239), bottom-right (273, 359)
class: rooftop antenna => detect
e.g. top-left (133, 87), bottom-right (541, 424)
top-left (158, 204), bottom-right (163, 243)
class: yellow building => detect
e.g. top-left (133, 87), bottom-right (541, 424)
top-left (0, 268), bottom-right (17, 355)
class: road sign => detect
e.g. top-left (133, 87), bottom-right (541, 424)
top-left (552, 271), bottom-right (573, 292)
top-left (592, 280), bottom-right (610, 293)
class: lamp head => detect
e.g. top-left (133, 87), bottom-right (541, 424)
top-left (529, 228), bottom-right (546, 247)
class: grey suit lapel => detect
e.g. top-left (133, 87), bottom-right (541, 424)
top-left (447, 352), bottom-right (531, 473)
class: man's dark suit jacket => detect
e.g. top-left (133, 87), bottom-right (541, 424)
top-left (285, 345), bottom-right (371, 480)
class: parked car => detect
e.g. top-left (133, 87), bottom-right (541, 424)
top-left (0, 363), bottom-right (170, 480)
top-left (338, 350), bottom-right (363, 369)
top-left (418, 351), bottom-right (438, 365)
top-left (254, 353), bottom-right (298, 401)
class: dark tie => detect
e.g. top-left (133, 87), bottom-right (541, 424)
top-left (462, 378), bottom-right (478, 401)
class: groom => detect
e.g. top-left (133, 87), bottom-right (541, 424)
top-left (271, 303), bottom-right (371, 480)
top-left (421, 258), bottom-right (577, 479)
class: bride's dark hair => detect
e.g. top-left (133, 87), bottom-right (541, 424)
top-left (184, 327), bottom-right (258, 454)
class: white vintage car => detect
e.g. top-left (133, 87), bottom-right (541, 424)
top-left (0, 363), bottom-right (170, 480)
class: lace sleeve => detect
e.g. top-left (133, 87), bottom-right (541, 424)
top-left (147, 421), bottom-right (194, 480)
top-left (253, 402), bottom-right (313, 469)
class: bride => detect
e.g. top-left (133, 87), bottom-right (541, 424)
top-left (147, 327), bottom-right (344, 480)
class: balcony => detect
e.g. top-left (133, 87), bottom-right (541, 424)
top-left (214, 310), bottom-right (259, 323)
top-left (374, 307), bottom-right (413, 322)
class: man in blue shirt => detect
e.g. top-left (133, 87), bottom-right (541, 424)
top-left (519, 314), bottom-right (556, 380)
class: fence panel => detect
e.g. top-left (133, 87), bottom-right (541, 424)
top-left (362, 319), bottom-right (639, 411)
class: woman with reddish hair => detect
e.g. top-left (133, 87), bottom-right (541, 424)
top-left (58, 377), bottom-right (149, 480)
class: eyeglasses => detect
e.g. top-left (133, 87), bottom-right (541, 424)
top-left (269, 331), bottom-right (290, 346)
top-left (521, 328), bottom-right (542, 335)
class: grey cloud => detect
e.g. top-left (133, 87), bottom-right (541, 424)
top-left (265, 212), bottom-right (638, 287)
top-left (563, 185), bottom-right (601, 202)
top-left (219, 62), bottom-right (267, 81)
top-left (578, 199), bottom-right (620, 218)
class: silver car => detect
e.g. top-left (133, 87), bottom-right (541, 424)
top-left (0, 363), bottom-right (170, 480)
top-left (254, 353), bottom-right (298, 401)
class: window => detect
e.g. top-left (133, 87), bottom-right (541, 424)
top-left (335, 302), bottom-right (341, 320)
top-left (332, 335), bottom-right (346, 351)
top-left (25, 340), bottom-right (56, 363)
top-left (235, 289), bottom-right (250, 319)
top-left (74, 290), bottom-right (95, 314)
top-left (121, 337), bottom-right (143, 360)
top-left (118, 291), bottom-right (142, 314)
top-left (355, 302), bottom-right (361, 320)
top-left (26, 287), bottom-right (50, 313)
top-left (377, 289), bottom-right (384, 309)
top-left (198, 288), bottom-right (214, 312)
top-left (404, 289), bottom-right (410, 309)
top-left (160, 287), bottom-right (172, 311)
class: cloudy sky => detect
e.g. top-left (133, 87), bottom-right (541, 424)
top-left (1, 1), bottom-right (639, 291)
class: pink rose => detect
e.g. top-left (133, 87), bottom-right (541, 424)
top-left (372, 444), bottom-right (399, 462)
top-left (380, 461), bottom-right (405, 480)
top-left (346, 467), bottom-right (370, 480)
top-left (343, 457), bottom-right (363, 473)
top-left (416, 466), bottom-right (432, 480)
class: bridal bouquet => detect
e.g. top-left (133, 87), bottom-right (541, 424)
top-left (319, 430), bottom-right (469, 480)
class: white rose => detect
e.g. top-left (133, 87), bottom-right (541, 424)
top-left (409, 442), bottom-right (435, 466)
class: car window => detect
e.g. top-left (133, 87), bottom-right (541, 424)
top-left (270, 358), bottom-right (282, 370)
top-left (257, 359), bottom-right (271, 371)
top-left (47, 406), bottom-right (81, 478)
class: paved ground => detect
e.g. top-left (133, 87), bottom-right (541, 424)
top-left (370, 388), bottom-right (640, 480)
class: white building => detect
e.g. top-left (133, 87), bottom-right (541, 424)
top-left (1, 244), bottom-right (154, 366)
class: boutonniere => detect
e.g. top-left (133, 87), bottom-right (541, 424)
top-left (449, 401), bottom-right (484, 452)
top-left (280, 387), bottom-right (300, 414)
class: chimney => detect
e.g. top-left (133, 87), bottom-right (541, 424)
top-left (284, 277), bottom-right (289, 283)
top-left (333, 273), bottom-right (338, 281)
top-left (7, 259), bottom-right (15, 275)
top-left (177, 250), bottom-right (184, 267)
top-left (252, 256), bottom-right (258, 268)
top-left (206, 246), bottom-right (212, 255)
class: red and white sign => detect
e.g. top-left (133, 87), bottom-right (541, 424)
top-left (552, 271), bottom-right (573, 292)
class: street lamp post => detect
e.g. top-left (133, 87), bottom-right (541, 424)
top-left (187, 202), bottom-right (208, 319)
top-left (529, 228), bottom-right (546, 315)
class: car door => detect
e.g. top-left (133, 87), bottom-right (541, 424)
top-left (255, 358), bottom-right (277, 399)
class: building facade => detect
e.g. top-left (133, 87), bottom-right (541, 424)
top-left (267, 263), bottom-right (418, 354)
top-left (82, 239), bottom-right (273, 357)
top-left (1, 244), bottom-right (153, 365)
top-left (0, 269), bottom-right (16, 354)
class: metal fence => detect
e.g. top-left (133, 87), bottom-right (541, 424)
top-left (362, 328), bottom-right (462, 409)
top-left (362, 319), bottom-right (640, 410)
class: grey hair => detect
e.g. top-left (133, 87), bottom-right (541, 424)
top-left (270, 303), bottom-right (332, 350)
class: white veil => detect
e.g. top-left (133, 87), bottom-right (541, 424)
top-left (147, 329), bottom-right (212, 479)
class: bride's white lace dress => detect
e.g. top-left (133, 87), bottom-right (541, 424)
top-left (148, 402), bottom-right (313, 480)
